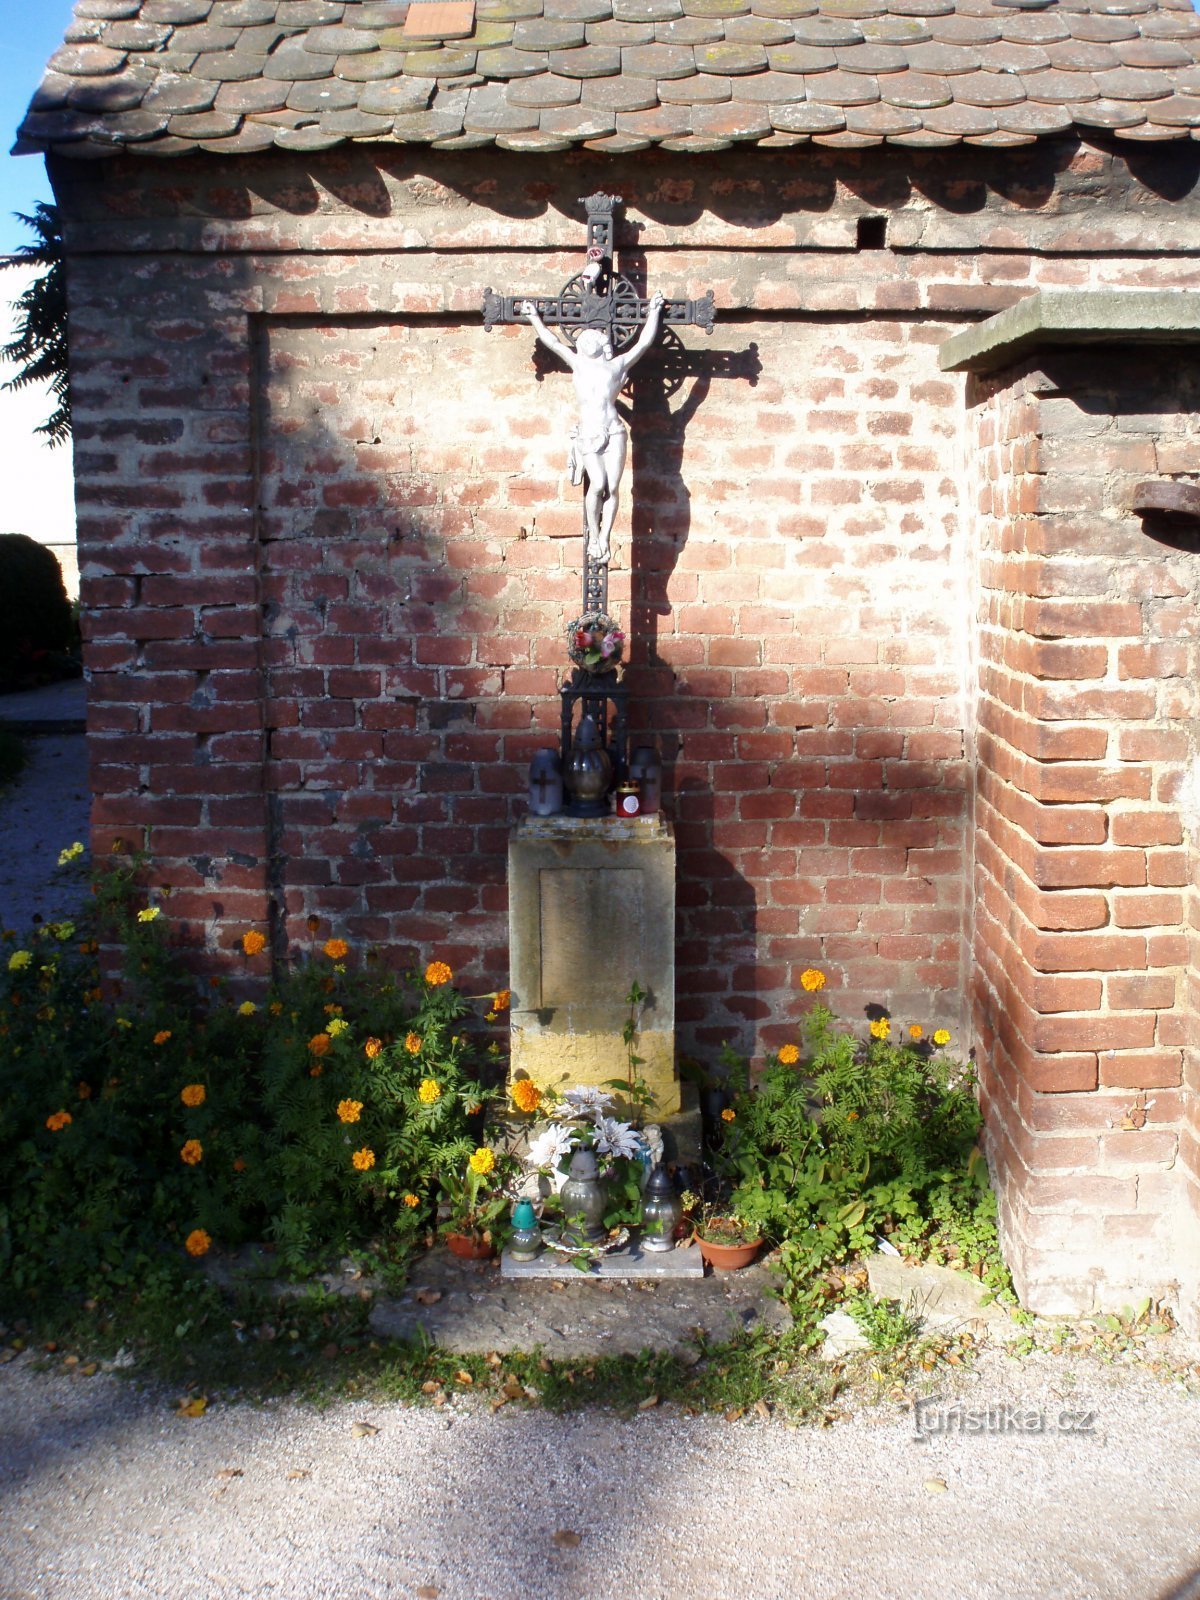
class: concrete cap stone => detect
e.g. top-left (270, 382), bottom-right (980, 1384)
top-left (940, 289), bottom-right (1200, 373)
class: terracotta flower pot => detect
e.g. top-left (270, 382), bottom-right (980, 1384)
top-left (445, 1231), bottom-right (494, 1261)
top-left (694, 1233), bottom-right (762, 1271)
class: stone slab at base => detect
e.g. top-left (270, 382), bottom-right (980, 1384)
top-left (501, 1238), bottom-right (704, 1279)
top-left (508, 812), bottom-right (679, 1114)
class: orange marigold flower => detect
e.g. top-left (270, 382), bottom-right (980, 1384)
top-left (869, 1017), bottom-right (891, 1041)
top-left (242, 930), bottom-right (267, 957)
top-left (404, 1032), bottom-right (422, 1055)
top-left (306, 915), bottom-right (321, 934)
top-left (492, 989), bottom-right (511, 1013)
top-left (308, 1032), bottom-right (332, 1057)
top-left (180, 1139), bottom-right (203, 1166)
top-left (909, 1024), bottom-right (923, 1040)
top-left (46, 1110), bottom-right (72, 1132)
top-left (800, 968), bottom-right (827, 993)
top-left (847, 1111), bottom-right (860, 1122)
top-left (352, 1147), bottom-right (375, 1172)
top-left (323, 938), bottom-right (349, 961)
top-left (511, 1079), bottom-right (542, 1114)
top-left (337, 1099), bottom-right (363, 1124)
top-left (424, 960), bottom-right (452, 987)
top-left (778, 1043), bottom-right (800, 1065)
top-left (232, 1157), bottom-right (247, 1173)
top-left (365, 1036), bottom-right (383, 1059)
top-left (309, 1064), bottom-right (323, 1078)
top-left (154, 1029), bottom-right (172, 1045)
top-left (185, 1229), bottom-right (211, 1258)
top-left (721, 1107), bottom-right (736, 1122)
top-left (402, 1193), bottom-right (420, 1209)
top-left (77, 1081), bottom-right (92, 1101)
top-left (269, 1000), bottom-right (283, 1016)
top-left (181, 1084), bottom-right (206, 1108)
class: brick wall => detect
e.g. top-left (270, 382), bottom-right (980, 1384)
top-left (56, 141), bottom-right (1200, 1320)
top-left (971, 351), bottom-right (1200, 1320)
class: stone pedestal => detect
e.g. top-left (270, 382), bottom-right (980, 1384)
top-left (508, 813), bottom-right (678, 1114)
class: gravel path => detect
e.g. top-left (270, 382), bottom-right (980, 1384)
top-left (2, 1348), bottom-right (1200, 1600)
top-left (0, 733), bottom-right (91, 935)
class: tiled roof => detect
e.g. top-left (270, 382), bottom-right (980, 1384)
top-left (16, 0), bottom-right (1200, 156)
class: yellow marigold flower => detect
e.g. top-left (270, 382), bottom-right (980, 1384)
top-left (323, 938), bottom-right (349, 961)
top-left (869, 1017), bottom-right (891, 1041)
top-left (909, 1024), bottom-right (923, 1041)
top-left (337, 1099), bottom-right (363, 1124)
top-left (424, 960), bottom-right (453, 987)
top-left (115, 1017), bottom-right (132, 1030)
top-left (308, 1032), bottom-right (331, 1057)
top-left (77, 1081), bottom-right (91, 1101)
top-left (721, 1107), bottom-right (736, 1123)
top-left (418, 1078), bottom-right (441, 1105)
top-left (181, 1084), bottom-right (206, 1108)
top-left (468, 1146), bottom-right (495, 1177)
top-left (328, 1018), bottom-right (349, 1038)
top-left (238, 1001), bottom-right (257, 1017)
top-left (57, 841), bottom-right (84, 866)
top-left (402, 1192), bottom-right (420, 1209)
top-left (46, 1110), bottom-right (72, 1132)
top-left (8, 950), bottom-right (31, 972)
top-left (352, 1147), bottom-right (375, 1172)
top-left (485, 1011), bottom-right (498, 1023)
top-left (241, 930), bottom-right (267, 956)
top-left (137, 907), bottom-right (160, 923)
top-left (185, 1229), bottom-right (211, 1258)
top-left (365, 1036), bottom-right (383, 1059)
top-left (933, 1029), bottom-right (951, 1047)
top-left (180, 1139), bottom-right (203, 1166)
top-left (799, 968), bottom-right (826, 993)
top-left (154, 1029), bottom-right (172, 1045)
top-left (778, 1043), bottom-right (800, 1065)
top-left (511, 1079), bottom-right (542, 1114)
top-left (492, 989), bottom-right (511, 1013)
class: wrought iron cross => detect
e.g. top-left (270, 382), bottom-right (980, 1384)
top-left (483, 192), bottom-right (715, 617)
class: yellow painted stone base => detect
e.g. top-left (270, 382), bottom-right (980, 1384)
top-left (510, 1025), bottom-right (680, 1117)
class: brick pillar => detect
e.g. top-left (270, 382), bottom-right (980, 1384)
top-left (969, 349), bottom-right (1200, 1325)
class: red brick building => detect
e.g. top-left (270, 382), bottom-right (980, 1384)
top-left (21, 0), bottom-right (1200, 1326)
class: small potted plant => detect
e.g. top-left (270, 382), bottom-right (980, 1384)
top-left (691, 1201), bottom-right (763, 1271)
top-left (439, 1146), bottom-right (509, 1260)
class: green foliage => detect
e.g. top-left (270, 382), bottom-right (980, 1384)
top-left (711, 1005), bottom-right (1005, 1332)
top-left (0, 533), bottom-right (74, 682)
top-left (0, 729), bottom-right (25, 789)
top-left (1, 204), bottom-right (70, 446)
top-left (845, 1291), bottom-right (923, 1353)
top-left (0, 860), bottom-right (503, 1309)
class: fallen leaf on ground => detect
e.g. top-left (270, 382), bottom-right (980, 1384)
top-left (638, 1394), bottom-right (659, 1411)
top-left (415, 1586), bottom-right (440, 1598)
top-left (80, 1362), bottom-right (99, 1377)
top-left (553, 1530), bottom-right (582, 1549)
top-left (420, 1380), bottom-right (442, 1395)
top-left (414, 1289), bottom-right (442, 1306)
top-left (285, 1469), bottom-right (309, 1481)
top-left (754, 1400), bottom-right (771, 1421)
top-left (502, 1375), bottom-right (524, 1400)
top-left (455, 1370), bottom-right (474, 1386)
top-left (215, 1468), bottom-right (243, 1482)
top-left (490, 1395), bottom-right (508, 1412)
top-left (321, 1343), bottom-right (339, 1360)
top-left (724, 1406), bottom-right (744, 1423)
top-left (351, 1421), bottom-right (379, 1438)
top-left (177, 1396), bottom-right (207, 1419)
top-left (486, 1350), bottom-right (503, 1367)
top-left (63, 1354), bottom-right (79, 1368)
top-left (924, 1477), bottom-right (948, 1494)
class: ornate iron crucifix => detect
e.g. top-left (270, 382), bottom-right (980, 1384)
top-left (483, 192), bottom-right (715, 618)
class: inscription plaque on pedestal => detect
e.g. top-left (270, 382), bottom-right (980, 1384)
top-left (508, 814), bottom-right (679, 1115)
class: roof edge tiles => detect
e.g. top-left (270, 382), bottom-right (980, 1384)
top-left (939, 289), bottom-right (1200, 373)
top-left (15, 0), bottom-right (1200, 155)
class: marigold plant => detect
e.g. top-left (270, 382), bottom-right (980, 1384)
top-left (365, 1036), bottom-right (383, 1059)
top-left (511, 1079), bottom-right (542, 1114)
top-left (777, 1044), bottom-right (799, 1065)
top-left (799, 968), bottom-right (826, 992)
top-left (180, 1139), bottom-right (203, 1166)
top-left (337, 1099), bottom-right (363, 1124)
top-left (242, 930), bottom-right (267, 956)
top-left (424, 961), bottom-right (452, 987)
top-left (323, 938), bottom-right (349, 961)
top-left (418, 1078), bottom-right (441, 1105)
top-left (45, 1109), bottom-right (71, 1132)
top-left (352, 1147), bottom-right (375, 1172)
top-left (185, 1229), bottom-right (211, 1257)
top-left (180, 1084), bottom-right (206, 1108)
top-left (308, 1032), bottom-right (331, 1057)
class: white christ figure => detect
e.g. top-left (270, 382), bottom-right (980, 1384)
top-left (519, 291), bottom-right (665, 563)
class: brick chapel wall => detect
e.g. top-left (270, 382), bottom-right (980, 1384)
top-left (55, 145), bottom-right (1200, 1138)
top-left (969, 351), bottom-right (1200, 1322)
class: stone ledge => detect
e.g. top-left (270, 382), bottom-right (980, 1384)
top-left (939, 291), bottom-right (1200, 375)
